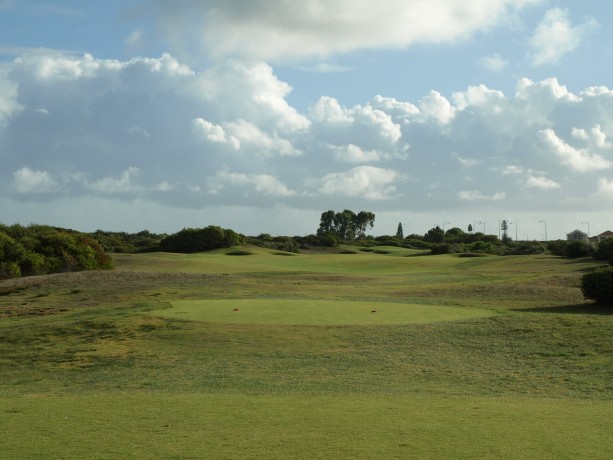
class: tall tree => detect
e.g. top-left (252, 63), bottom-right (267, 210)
top-left (355, 211), bottom-right (375, 239)
top-left (317, 210), bottom-right (336, 236)
top-left (501, 220), bottom-right (510, 244)
top-left (396, 222), bottom-right (404, 239)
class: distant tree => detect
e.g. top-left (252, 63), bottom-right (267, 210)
top-left (396, 222), bottom-right (404, 240)
top-left (445, 227), bottom-right (465, 242)
top-left (501, 220), bottom-right (510, 244)
top-left (317, 210), bottom-right (375, 241)
top-left (355, 211), bottom-right (375, 239)
top-left (468, 224), bottom-right (473, 234)
top-left (317, 210), bottom-right (336, 236)
top-left (424, 226), bottom-right (445, 243)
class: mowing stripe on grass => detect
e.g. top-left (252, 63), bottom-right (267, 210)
top-left (152, 299), bottom-right (496, 325)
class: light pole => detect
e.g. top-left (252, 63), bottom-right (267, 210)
top-left (509, 221), bottom-right (518, 241)
top-left (581, 221), bottom-right (590, 238)
top-left (538, 220), bottom-right (547, 241)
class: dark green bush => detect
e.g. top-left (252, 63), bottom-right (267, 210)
top-left (159, 226), bottom-right (242, 253)
top-left (581, 266), bottom-right (613, 305)
top-left (431, 243), bottom-right (451, 255)
top-left (594, 238), bottom-right (613, 262)
top-left (566, 241), bottom-right (593, 258)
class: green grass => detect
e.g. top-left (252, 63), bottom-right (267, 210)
top-left (1, 394), bottom-right (611, 459)
top-left (154, 299), bottom-right (496, 325)
top-left (0, 250), bottom-right (611, 458)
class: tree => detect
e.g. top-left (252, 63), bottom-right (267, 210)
top-left (468, 224), bottom-right (473, 234)
top-left (395, 222), bottom-right (404, 239)
top-left (317, 210), bottom-right (375, 241)
top-left (317, 210), bottom-right (336, 236)
top-left (424, 226), bottom-right (445, 243)
top-left (501, 220), bottom-right (510, 244)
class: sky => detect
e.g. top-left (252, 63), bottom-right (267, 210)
top-left (1, 0), bottom-right (613, 240)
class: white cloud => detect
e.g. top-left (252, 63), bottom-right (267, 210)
top-left (86, 167), bottom-right (142, 193)
top-left (224, 119), bottom-right (301, 157)
top-left (4, 50), bottom-right (613, 235)
top-left (536, 129), bottom-right (612, 173)
top-left (418, 91), bottom-right (454, 124)
top-left (452, 153), bottom-right (480, 167)
top-left (458, 190), bottom-right (506, 201)
top-left (192, 118), bottom-right (240, 150)
top-left (125, 29), bottom-right (144, 47)
top-left (207, 169), bottom-right (297, 197)
top-left (331, 144), bottom-right (386, 164)
top-left (525, 175), bottom-right (560, 190)
top-left (313, 166), bottom-right (404, 200)
top-left (527, 8), bottom-right (598, 67)
top-left (594, 178), bottom-right (613, 198)
top-left (12, 167), bottom-right (58, 193)
top-left (480, 53), bottom-right (509, 72)
top-left (151, 0), bottom-right (542, 62)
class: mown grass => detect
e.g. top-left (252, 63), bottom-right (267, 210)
top-left (0, 251), bottom-right (611, 458)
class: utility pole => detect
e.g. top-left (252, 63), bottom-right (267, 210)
top-left (538, 220), bottom-right (547, 241)
top-left (581, 221), bottom-right (590, 238)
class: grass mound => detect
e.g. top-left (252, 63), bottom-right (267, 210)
top-left (152, 299), bottom-right (496, 326)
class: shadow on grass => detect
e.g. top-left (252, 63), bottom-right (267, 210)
top-left (514, 303), bottom-right (613, 315)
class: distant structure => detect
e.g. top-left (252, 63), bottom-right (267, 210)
top-left (595, 230), bottom-right (613, 242)
top-left (567, 229), bottom-right (588, 242)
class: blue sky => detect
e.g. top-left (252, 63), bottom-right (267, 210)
top-left (1, 1), bottom-right (613, 239)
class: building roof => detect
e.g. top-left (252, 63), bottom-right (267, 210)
top-left (596, 230), bottom-right (613, 237)
top-left (567, 229), bottom-right (587, 236)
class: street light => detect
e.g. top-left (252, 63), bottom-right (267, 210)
top-left (509, 221), bottom-right (518, 241)
top-left (538, 220), bottom-right (547, 241)
top-left (581, 221), bottom-right (590, 238)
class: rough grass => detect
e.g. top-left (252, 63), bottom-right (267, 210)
top-left (0, 251), bottom-right (611, 458)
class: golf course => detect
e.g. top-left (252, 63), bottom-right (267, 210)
top-left (1, 246), bottom-right (612, 458)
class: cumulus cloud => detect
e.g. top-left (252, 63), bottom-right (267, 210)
top-left (12, 166), bottom-right (59, 193)
top-left (150, 0), bottom-right (542, 62)
top-left (3, 51), bottom-right (613, 234)
top-left (85, 167), bottom-right (143, 193)
top-left (207, 169), bottom-right (297, 197)
top-left (536, 129), bottom-right (612, 173)
top-left (527, 8), bottom-right (598, 67)
top-left (313, 166), bottom-right (404, 200)
top-left (525, 175), bottom-right (560, 190)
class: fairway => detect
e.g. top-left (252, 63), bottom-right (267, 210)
top-left (1, 250), bottom-right (611, 459)
top-left (155, 299), bottom-right (496, 325)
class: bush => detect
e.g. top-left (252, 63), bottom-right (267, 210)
top-left (159, 226), bottom-right (242, 253)
top-left (431, 243), bottom-right (451, 255)
top-left (594, 238), bottom-right (613, 262)
top-left (581, 266), bottom-right (613, 305)
top-left (566, 241), bottom-right (593, 258)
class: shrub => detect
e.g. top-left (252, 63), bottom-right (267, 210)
top-left (581, 266), bottom-right (613, 306)
top-left (431, 243), bottom-right (451, 255)
top-left (566, 241), bottom-right (593, 258)
top-left (594, 238), bottom-right (613, 262)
